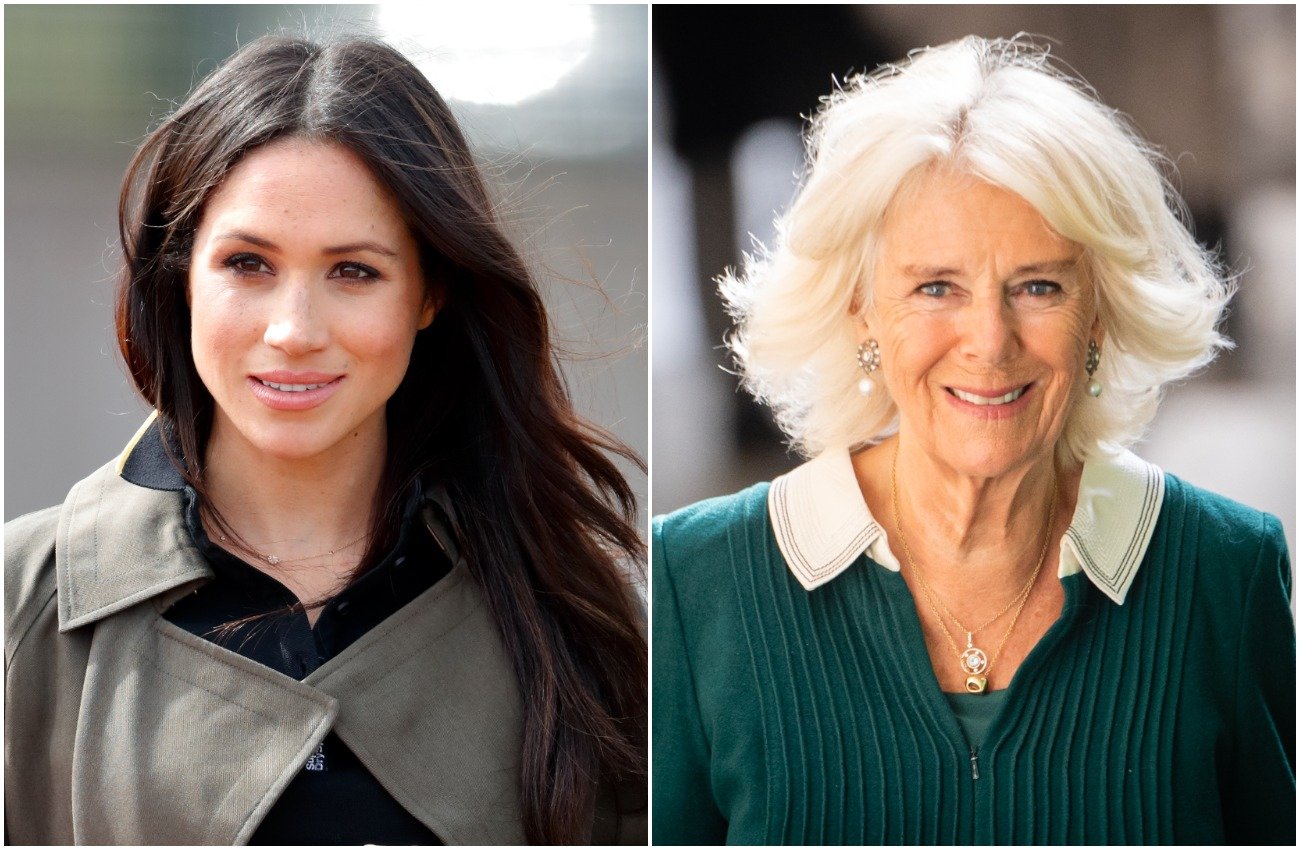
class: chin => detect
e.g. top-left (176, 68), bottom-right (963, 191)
top-left (938, 442), bottom-right (1046, 480)
top-left (234, 422), bottom-right (341, 462)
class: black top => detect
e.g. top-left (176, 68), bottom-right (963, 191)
top-left (165, 482), bottom-right (450, 845)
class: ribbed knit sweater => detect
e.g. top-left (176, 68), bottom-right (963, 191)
top-left (652, 473), bottom-right (1295, 845)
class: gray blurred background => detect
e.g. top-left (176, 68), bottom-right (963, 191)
top-left (652, 4), bottom-right (1296, 554)
top-left (5, 4), bottom-right (648, 522)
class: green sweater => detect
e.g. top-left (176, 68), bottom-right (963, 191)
top-left (652, 473), bottom-right (1295, 845)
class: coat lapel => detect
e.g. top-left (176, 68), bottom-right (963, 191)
top-left (70, 605), bottom-right (337, 844)
top-left (307, 547), bottom-right (526, 844)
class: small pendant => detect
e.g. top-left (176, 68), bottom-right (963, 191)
top-left (965, 675), bottom-right (988, 694)
top-left (959, 646), bottom-right (988, 675)
top-left (959, 632), bottom-right (989, 675)
top-left (265, 555), bottom-right (281, 566)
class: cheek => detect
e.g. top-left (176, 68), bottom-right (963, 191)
top-left (1027, 314), bottom-right (1093, 376)
top-left (186, 280), bottom-right (264, 393)
top-left (340, 306), bottom-right (422, 365)
top-left (880, 322), bottom-right (949, 386)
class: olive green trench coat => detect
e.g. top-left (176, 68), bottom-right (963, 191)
top-left (5, 449), bottom-right (643, 844)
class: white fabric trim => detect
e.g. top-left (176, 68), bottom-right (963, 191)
top-left (768, 447), bottom-right (1164, 604)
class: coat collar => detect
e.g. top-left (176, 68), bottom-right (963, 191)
top-left (768, 446), bottom-right (1165, 605)
top-left (56, 417), bottom-right (209, 632)
top-left (58, 412), bottom-right (465, 631)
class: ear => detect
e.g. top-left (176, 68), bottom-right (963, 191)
top-left (1089, 314), bottom-right (1104, 347)
top-left (850, 296), bottom-right (876, 345)
top-left (417, 290), bottom-right (442, 330)
top-left (848, 287), bottom-right (871, 322)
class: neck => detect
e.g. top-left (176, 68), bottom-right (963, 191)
top-left (201, 416), bottom-right (386, 559)
top-left (857, 435), bottom-right (1079, 586)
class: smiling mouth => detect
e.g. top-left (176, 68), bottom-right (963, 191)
top-left (259, 380), bottom-right (333, 392)
top-left (947, 385), bottom-right (1029, 406)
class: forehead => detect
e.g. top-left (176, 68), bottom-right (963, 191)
top-left (877, 168), bottom-right (1081, 270)
top-left (200, 138), bottom-right (407, 234)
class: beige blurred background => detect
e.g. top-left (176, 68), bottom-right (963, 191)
top-left (5, 4), bottom-right (648, 521)
top-left (652, 4), bottom-right (1296, 554)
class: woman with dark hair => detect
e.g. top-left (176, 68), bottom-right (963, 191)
top-left (5, 36), bottom-right (646, 845)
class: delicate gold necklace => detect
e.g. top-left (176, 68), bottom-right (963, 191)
top-left (889, 443), bottom-right (1056, 694)
top-left (213, 527), bottom-right (369, 567)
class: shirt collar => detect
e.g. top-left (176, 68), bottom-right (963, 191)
top-left (57, 413), bottom-right (464, 630)
top-left (767, 446), bottom-right (1165, 605)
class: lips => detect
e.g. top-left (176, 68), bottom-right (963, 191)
top-left (253, 370), bottom-right (342, 385)
top-left (947, 385), bottom-right (1028, 406)
top-left (943, 382), bottom-right (1035, 417)
top-left (260, 380), bottom-right (330, 392)
top-left (247, 371), bottom-right (345, 411)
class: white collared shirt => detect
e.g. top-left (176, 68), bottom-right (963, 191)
top-left (767, 446), bottom-right (1165, 604)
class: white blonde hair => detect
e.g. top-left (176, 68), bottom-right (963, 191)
top-left (722, 36), bottom-right (1234, 464)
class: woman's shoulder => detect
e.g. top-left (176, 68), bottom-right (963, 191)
top-left (3, 457), bottom-right (147, 659)
top-left (652, 481), bottom-right (773, 565)
top-left (1160, 472), bottom-right (1288, 558)
top-left (5, 501), bottom-right (62, 553)
top-left (5, 502), bottom-right (62, 663)
top-left (1155, 472), bottom-right (1290, 605)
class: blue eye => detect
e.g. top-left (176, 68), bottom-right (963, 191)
top-left (225, 253), bottom-right (271, 275)
top-left (1023, 280), bottom-right (1062, 297)
top-left (918, 282), bottom-right (951, 297)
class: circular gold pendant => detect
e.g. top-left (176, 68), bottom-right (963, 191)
top-left (959, 646), bottom-right (988, 675)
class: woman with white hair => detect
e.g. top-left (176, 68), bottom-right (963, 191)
top-left (653, 37), bottom-right (1293, 845)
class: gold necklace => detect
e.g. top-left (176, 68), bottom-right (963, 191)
top-left (213, 527), bottom-right (369, 567)
top-left (889, 443), bottom-right (1056, 694)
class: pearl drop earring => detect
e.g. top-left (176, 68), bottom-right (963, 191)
top-left (857, 339), bottom-right (881, 396)
top-left (1085, 340), bottom-right (1102, 397)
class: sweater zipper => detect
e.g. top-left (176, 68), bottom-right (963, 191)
top-left (969, 747), bottom-right (980, 780)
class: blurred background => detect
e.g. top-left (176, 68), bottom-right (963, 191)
top-left (4, 4), bottom-right (648, 521)
top-left (652, 4), bottom-right (1296, 554)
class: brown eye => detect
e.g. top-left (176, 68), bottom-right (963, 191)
top-left (334, 262), bottom-right (379, 280)
top-left (225, 253), bottom-right (270, 275)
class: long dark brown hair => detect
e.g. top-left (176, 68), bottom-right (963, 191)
top-left (115, 35), bottom-right (645, 844)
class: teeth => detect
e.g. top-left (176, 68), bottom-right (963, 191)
top-left (261, 381), bottom-right (327, 392)
top-left (952, 386), bottom-right (1026, 406)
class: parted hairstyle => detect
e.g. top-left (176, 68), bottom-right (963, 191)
top-left (722, 35), bottom-right (1234, 464)
top-left (116, 35), bottom-right (645, 844)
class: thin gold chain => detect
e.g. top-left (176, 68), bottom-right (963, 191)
top-left (889, 442), bottom-right (1056, 669)
top-left (209, 523), bottom-right (369, 567)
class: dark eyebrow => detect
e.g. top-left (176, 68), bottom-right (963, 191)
top-left (214, 231), bottom-right (398, 257)
top-left (322, 241), bottom-right (398, 258)
top-left (900, 258), bottom-right (1080, 278)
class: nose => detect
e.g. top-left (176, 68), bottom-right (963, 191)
top-left (957, 292), bottom-right (1018, 365)
top-left (263, 280), bottom-right (328, 356)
